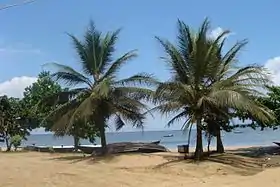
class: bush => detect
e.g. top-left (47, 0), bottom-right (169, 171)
top-left (48, 147), bottom-right (55, 153)
top-left (10, 135), bottom-right (23, 151)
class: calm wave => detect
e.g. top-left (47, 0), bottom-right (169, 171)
top-left (1, 127), bottom-right (280, 149)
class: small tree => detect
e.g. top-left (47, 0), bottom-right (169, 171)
top-left (52, 118), bottom-right (100, 151)
top-left (22, 71), bottom-right (63, 130)
top-left (0, 96), bottom-right (30, 151)
top-left (10, 135), bottom-right (23, 151)
top-left (235, 86), bottom-right (280, 130)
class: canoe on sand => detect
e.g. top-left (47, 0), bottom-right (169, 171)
top-left (78, 141), bottom-right (168, 155)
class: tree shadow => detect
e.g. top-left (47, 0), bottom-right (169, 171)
top-left (152, 151), bottom-right (266, 176)
top-left (48, 154), bottom-right (91, 164)
top-left (227, 146), bottom-right (280, 168)
top-left (47, 146), bottom-right (280, 176)
top-left (229, 146), bottom-right (280, 158)
top-left (48, 152), bottom-right (137, 164)
top-left (206, 154), bottom-right (265, 175)
top-left (152, 154), bottom-right (193, 169)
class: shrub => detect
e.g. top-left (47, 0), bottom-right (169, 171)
top-left (10, 135), bottom-right (23, 151)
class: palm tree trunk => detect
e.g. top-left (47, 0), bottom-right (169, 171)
top-left (216, 128), bottom-right (224, 153)
top-left (184, 124), bottom-right (193, 159)
top-left (207, 134), bottom-right (211, 156)
top-left (5, 137), bottom-right (11, 152)
top-left (187, 124), bottom-right (193, 146)
top-left (73, 135), bottom-right (80, 152)
top-left (99, 125), bottom-right (107, 155)
top-left (194, 118), bottom-right (203, 160)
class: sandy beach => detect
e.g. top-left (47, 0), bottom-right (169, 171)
top-left (1, 146), bottom-right (280, 187)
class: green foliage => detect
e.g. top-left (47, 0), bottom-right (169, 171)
top-left (22, 70), bottom-right (99, 143)
top-left (53, 118), bottom-right (100, 144)
top-left (153, 18), bottom-right (274, 159)
top-left (48, 147), bottom-right (55, 153)
top-left (236, 86), bottom-right (280, 130)
top-left (10, 135), bottom-right (23, 150)
top-left (0, 96), bottom-right (30, 151)
top-left (22, 71), bottom-right (63, 130)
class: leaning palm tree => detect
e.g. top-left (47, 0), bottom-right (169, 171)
top-left (154, 18), bottom-right (274, 160)
top-left (44, 20), bottom-right (157, 155)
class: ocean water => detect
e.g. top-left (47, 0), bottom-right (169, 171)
top-left (1, 127), bottom-right (280, 149)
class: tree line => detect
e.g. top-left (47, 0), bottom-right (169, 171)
top-left (0, 18), bottom-right (279, 160)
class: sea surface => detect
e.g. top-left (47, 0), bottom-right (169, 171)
top-left (2, 127), bottom-right (280, 149)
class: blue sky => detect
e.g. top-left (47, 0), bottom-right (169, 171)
top-left (0, 0), bottom-right (280, 132)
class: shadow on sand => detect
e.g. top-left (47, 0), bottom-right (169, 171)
top-left (49, 153), bottom-right (136, 164)
top-left (48, 145), bottom-right (280, 176)
top-left (228, 146), bottom-right (280, 168)
top-left (152, 146), bottom-right (280, 176)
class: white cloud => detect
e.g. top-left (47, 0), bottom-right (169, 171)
top-left (0, 76), bottom-right (37, 98)
top-left (264, 57), bottom-right (280, 85)
top-left (209, 27), bottom-right (234, 40)
top-left (0, 42), bottom-right (42, 55)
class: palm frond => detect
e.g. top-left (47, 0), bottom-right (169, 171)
top-left (112, 102), bottom-right (145, 130)
top-left (98, 29), bottom-right (121, 74)
top-left (43, 98), bottom-right (82, 131)
top-left (156, 36), bottom-right (189, 83)
top-left (113, 86), bottom-right (155, 101)
top-left (100, 50), bottom-right (137, 81)
top-left (115, 73), bottom-right (159, 87)
top-left (38, 88), bottom-right (88, 107)
top-left (154, 82), bottom-right (194, 105)
top-left (229, 65), bottom-right (271, 86)
top-left (177, 19), bottom-right (193, 65)
top-left (181, 117), bottom-right (195, 133)
top-left (67, 96), bottom-right (97, 129)
top-left (218, 40), bottom-right (248, 79)
top-left (149, 102), bottom-right (184, 116)
top-left (83, 20), bottom-right (102, 77)
top-left (113, 95), bottom-right (148, 112)
top-left (93, 78), bottom-right (112, 98)
top-left (67, 33), bottom-right (94, 76)
top-left (166, 110), bottom-right (188, 127)
top-left (114, 114), bottom-right (126, 131)
top-left (45, 62), bottom-right (92, 87)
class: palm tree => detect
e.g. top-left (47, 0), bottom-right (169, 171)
top-left (154, 18), bottom-right (274, 160)
top-left (44, 20), bottom-right (157, 155)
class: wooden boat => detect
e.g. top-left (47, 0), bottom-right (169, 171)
top-left (163, 134), bottom-right (173, 137)
top-left (77, 145), bottom-right (102, 154)
top-left (33, 146), bottom-right (51, 152)
top-left (78, 141), bottom-right (167, 155)
top-left (107, 142), bottom-right (168, 154)
top-left (233, 131), bottom-right (243, 134)
top-left (25, 145), bottom-right (75, 153)
top-left (52, 145), bottom-right (75, 153)
top-left (273, 142), bottom-right (280, 146)
top-left (151, 140), bottom-right (160, 145)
